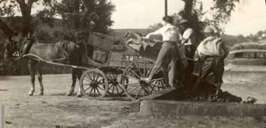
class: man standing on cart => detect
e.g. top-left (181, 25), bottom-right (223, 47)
top-left (142, 16), bottom-right (182, 88)
top-left (176, 14), bottom-right (198, 89)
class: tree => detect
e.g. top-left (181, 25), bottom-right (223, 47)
top-left (0, 0), bottom-right (56, 37)
top-left (179, 0), bottom-right (239, 41)
top-left (0, 0), bottom-right (114, 39)
top-left (170, 0), bottom-right (240, 97)
top-left (183, 0), bottom-right (239, 27)
top-left (55, 0), bottom-right (115, 34)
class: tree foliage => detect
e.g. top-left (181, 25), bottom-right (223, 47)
top-left (0, 0), bottom-right (55, 36)
top-left (0, 0), bottom-right (115, 38)
top-left (52, 0), bottom-right (114, 33)
top-left (175, 0), bottom-right (239, 43)
top-left (189, 0), bottom-right (239, 33)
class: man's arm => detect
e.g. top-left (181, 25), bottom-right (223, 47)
top-left (219, 40), bottom-right (229, 58)
top-left (182, 28), bottom-right (193, 45)
top-left (145, 26), bottom-right (165, 39)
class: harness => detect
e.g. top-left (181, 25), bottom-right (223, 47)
top-left (4, 41), bottom-right (18, 58)
top-left (21, 38), bottom-right (35, 55)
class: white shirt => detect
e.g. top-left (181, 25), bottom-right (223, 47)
top-left (195, 36), bottom-right (225, 59)
top-left (182, 28), bottom-right (193, 45)
top-left (146, 23), bottom-right (180, 42)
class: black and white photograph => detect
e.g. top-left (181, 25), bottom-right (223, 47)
top-left (0, 0), bottom-right (265, 127)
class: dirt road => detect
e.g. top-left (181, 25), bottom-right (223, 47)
top-left (0, 74), bottom-right (264, 128)
top-left (0, 74), bottom-right (139, 128)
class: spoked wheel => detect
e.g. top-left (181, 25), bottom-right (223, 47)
top-left (150, 77), bottom-right (168, 92)
top-left (79, 69), bottom-right (108, 97)
top-left (121, 62), bottom-right (156, 100)
top-left (106, 73), bottom-right (125, 96)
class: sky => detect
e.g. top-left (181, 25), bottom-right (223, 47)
top-left (111, 0), bottom-right (184, 29)
top-left (110, 0), bottom-right (266, 36)
top-left (225, 0), bottom-right (266, 35)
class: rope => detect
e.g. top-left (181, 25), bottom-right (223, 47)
top-left (21, 53), bottom-right (89, 70)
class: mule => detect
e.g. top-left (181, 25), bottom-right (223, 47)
top-left (4, 36), bottom-right (86, 96)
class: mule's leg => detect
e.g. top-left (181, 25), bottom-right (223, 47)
top-left (67, 69), bottom-right (77, 96)
top-left (28, 60), bottom-right (36, 96)
top-left (77, 69), bottom-right (84, 97)
top-left (36, 63), bottom-right (44, 96)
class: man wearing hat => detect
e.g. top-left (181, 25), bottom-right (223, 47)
top-left (142, 16), bottom-right (182, 88)
top-left (176, 16), bottom-right (197, 88)
top-left (193, 26), bottom-right (229, 96)
top-left (179, 19), bottom-right (197, 58)
top-left (194, 26), bottom-right (228, 60)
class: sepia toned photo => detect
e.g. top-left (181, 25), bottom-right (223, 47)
top-left (0, 0), bottom-right (265, 128)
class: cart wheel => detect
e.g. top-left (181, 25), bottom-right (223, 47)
top-left (150, 78), bottom-right (168, 92)
top-left (121, 62), bottom-right (154, 100)
top-left (106, 73), bottom-right (125, 96)
top-left (79, 69), bottom-right (108, 97)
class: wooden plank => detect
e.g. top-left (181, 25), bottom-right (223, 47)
top-left (0, 105), bottom-right (4, 128)
top-left (140, 100), bottom-right (266, 117)
top-left (140, 88), bottom-right (176, 100)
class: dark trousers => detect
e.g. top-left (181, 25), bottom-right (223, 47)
top-left (148, 41), bottom-right (179, 87)
top-left (193, 56), bottom-right (224, 85)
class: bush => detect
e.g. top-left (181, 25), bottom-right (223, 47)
top-left (36, 30), bottom-right (54, 43)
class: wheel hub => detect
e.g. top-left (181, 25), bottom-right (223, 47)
top-left (139, 80), bottom-right (149, 87)
top-left (90, 81), bottom-right (98, 88)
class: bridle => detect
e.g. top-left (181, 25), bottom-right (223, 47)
top-left (5, 39), bottom-right (20, 57)
top-left (4, 35), bottom-right (31, 62)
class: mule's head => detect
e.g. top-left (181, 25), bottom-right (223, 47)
top-left (3, 33), bottom-right (25, 61)
top-left (124, 32), bottom-right (142, 41)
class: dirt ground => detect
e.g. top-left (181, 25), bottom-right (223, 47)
top-left (0, 74), bottom-right (265, 128)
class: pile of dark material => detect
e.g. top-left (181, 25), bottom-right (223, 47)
top-left (156, 74), bottom-right (243, 103)
top-left (156, 89), bottom-right (243, 103)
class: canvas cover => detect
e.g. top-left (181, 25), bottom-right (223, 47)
top-left (195, 36), bottom-right (223, 58)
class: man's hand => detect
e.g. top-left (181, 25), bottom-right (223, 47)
top-left (144, 34), bottom-right (150, 39)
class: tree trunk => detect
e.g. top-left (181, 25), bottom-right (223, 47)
top-left (183, 0), bottom-right (194, 20)
top-left (21, 8), bottom-right (32, 36)
top-left (18, 0), bottom-right (33, 36)
top-left (183, 0), bottom-right (204, 43)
